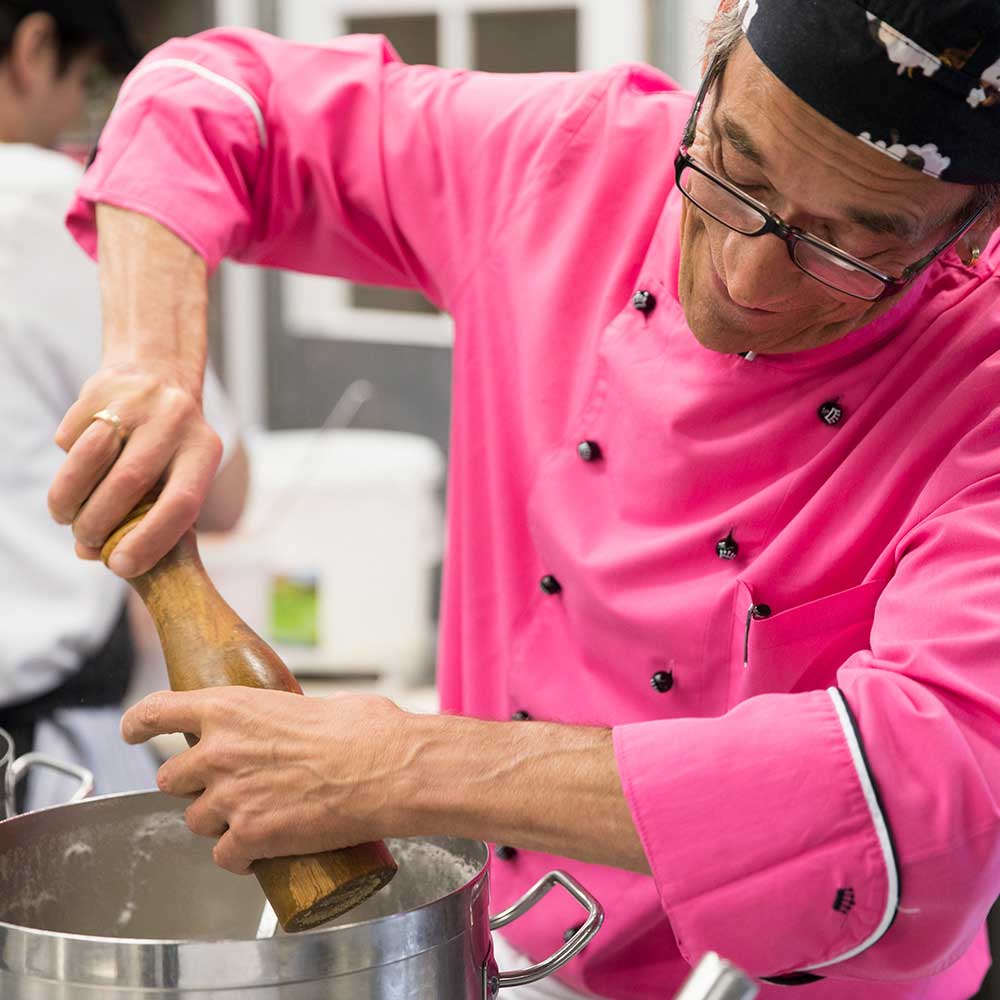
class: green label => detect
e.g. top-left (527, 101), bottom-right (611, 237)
top-left (270, 574), bottom-right (320, 646)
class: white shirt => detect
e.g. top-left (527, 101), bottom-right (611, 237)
top-left (0, 142), bottom-right (238, 710)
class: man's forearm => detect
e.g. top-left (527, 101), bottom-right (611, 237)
top-left (95, 203), bottom-right (209, 396)
top-left (396, 714), bottom-right (651, 874)
top-left (50, 204), bottom-right (224, 576)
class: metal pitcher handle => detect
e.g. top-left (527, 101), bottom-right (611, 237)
top-left (488, 870), bottom-right (604, 989)
top-left (6, 753), bottom-right (94, 815)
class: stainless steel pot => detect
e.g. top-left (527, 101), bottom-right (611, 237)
top-left (0, 726), bottom-right (93, 820)
top-left (0, 791), bottom-right (602, 998)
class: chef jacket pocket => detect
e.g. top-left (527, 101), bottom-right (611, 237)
top-left (729, 578), bottom-right (888, 706)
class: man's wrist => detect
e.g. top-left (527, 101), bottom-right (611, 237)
top-left (96, 203), bottom-right (209, 396)
top-left (386, 711), bottom-right (649, 873)
top-left (389, 712), bottom-right (481, 839)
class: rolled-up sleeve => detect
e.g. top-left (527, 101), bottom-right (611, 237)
top-left (614, 466), bottom-right (1000, 982)
top-left (66, 27), bottom-right (607, 308)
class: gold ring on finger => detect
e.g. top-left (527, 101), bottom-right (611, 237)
top-left (91, 408), bottom-right (127, 443)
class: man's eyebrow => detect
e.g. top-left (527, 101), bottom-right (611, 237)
top-left (720, 113), bottom-right (767, 167)
top-left (842, 206), bottom-right (919, 241)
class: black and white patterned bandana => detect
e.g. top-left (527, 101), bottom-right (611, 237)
top-left (740, 0), bottom-right (1000, 183)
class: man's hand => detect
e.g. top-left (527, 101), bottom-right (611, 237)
top-left (122, 687), bottom-right (651, 877)
top-left (47, 204), bottom-right (214, 577)
top-left (122, 688), bottom-right (411, 874)
top-left (49, 362), bottom-right (222, 575)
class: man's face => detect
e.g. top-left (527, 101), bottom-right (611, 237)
top-left (677, 41), bottom-right (981, 356)
top-left (25, 48), bottom-right (99, 148)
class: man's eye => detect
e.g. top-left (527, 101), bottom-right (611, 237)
top-left (838, 242), bottom-right (896, 265)
top-left (832, 233), bottom-right (890, 257)
top-left (717, 163), bottom-right (769, 195)
top-left (862, 249), bottom-right (904, 268)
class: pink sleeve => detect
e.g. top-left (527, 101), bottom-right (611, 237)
top-left (66, 27), bottom-right (607, 304)
top-left (614, 463), bottom-right (1000, 983)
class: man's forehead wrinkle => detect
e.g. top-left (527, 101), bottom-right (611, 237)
top-left (710, 44), bottom-right (971, 249)
top-left (719, 106), bottom-right (920, 238)
top-left (721, 70), bottom-right (958, 245)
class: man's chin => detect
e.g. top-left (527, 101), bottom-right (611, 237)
top-left (683, 299), bottom-right (764, 355)
top-left (687, 322), bottom-right (743, 354)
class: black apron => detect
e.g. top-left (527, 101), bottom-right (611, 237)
top-left (0, 603), bottom-right (135, 812)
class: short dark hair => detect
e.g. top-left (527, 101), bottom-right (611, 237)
top-left (0, 2), bottom-right (135, 75)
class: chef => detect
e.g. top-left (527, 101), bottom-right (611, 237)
top-left (0, 0), bottom-right (247, 811)
top-left (47, 0), bottom-right (1000, 996)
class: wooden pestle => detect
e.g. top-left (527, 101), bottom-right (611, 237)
top-left (102, 498), bottom-right (397, 932)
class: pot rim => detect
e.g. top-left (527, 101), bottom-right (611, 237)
top-left (0, 791), bottom-right (492, 989)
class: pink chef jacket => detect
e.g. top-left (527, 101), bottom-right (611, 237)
top-left (66, 29), bottom-right (1000, 1000)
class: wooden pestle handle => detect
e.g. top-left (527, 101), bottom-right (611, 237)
top-left (103, 499), bottom-right (397, 932)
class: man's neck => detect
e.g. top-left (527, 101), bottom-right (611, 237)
top-left (0, 73), bottom-right (31, 142)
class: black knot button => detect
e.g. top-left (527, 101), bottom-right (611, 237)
top-left (632, 289), bottom-right (657, 314)
top-left (563, 924), bottom-right (583, 944)
top-left (540, 574), bottom-right (562, 595)
top-left (716, 532), bottom-right (739, 561)
top-left (651, 670), bottom-right (674, 693)
top-left (818, 400), bottom-right (845, 426)
top-left (511, 710), bottom-right (531, 721)
top-left (751, 604), bottom-right (772, 621)
top-left (577, 440), bottom-right (602, 462)
top-left (494, 845), bottom-right (517, 861)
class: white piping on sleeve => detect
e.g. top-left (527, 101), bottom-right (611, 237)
top-left (117, 58), bottom-right (268, 149)
top-left (801, 688), bottom-right (899, 971)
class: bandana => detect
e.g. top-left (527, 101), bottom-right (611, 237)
top-left (740, 0), bottom-right (1000, 183)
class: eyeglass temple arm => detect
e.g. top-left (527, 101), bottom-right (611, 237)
top-left (682, 56), bottom-right (724, 148)
top-left (903, 201), bottom-right (988, 278)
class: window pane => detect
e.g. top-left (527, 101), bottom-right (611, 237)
top-left (473, 9), bottom-right (578, 73)
top-left (267, 273), bottom-right (452, 454)
top-left (345, 14), bottom-right (438, 65)
top-left (350, 284), bottom-right (439, 315)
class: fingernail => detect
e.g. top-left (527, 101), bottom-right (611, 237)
top-left (109, 552), bottom-right (136, 577)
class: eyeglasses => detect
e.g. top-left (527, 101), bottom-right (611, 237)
top-left (675, 56), bottom-right (987, 302)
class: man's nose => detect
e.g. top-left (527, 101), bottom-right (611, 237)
top-left (720, 228), bottom-right (799, 310)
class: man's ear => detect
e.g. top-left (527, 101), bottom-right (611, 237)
top-left (958, 204), bottom-right (999, 265)
top-left (978, 204), bottom-right (1000, 253)
top-left (7, 11), bottom-right (58, 91)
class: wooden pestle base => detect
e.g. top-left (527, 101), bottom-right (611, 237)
top-left (101, 499), bottom-right (397, 932)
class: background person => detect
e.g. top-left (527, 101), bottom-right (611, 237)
top-left (0, 0), bottom-right (248, 810)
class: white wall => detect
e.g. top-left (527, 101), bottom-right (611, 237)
top-left (652, 0), bottom-right (720, 91)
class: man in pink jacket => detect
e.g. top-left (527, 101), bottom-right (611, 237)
top-left (48, 0), bottom-right (1000, 996)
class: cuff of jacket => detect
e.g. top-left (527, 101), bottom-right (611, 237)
top-left (65, 54), bottom-right (264, 270)
top-left (612, 687), bottom-right (898, 979)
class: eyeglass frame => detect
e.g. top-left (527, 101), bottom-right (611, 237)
top-left (674, 55), bottom-right (988, 302)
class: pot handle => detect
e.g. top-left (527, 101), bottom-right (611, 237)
top-left (488, 870), bottom-right (604, 989)
top-left (5, 753), bottom-right (95, 815)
